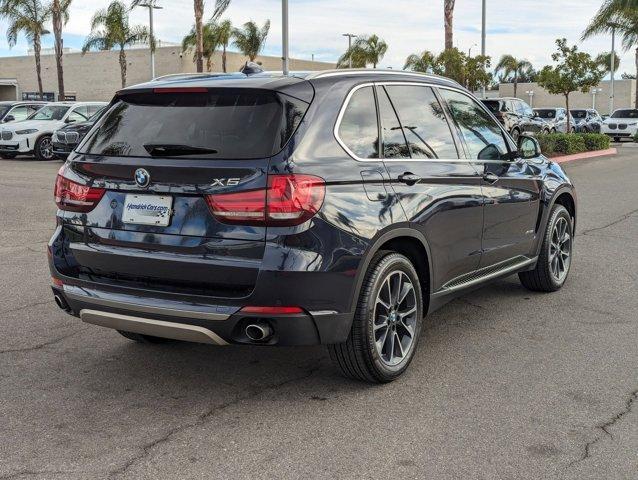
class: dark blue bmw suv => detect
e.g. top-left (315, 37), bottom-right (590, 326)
top-left (49, 70), bottom-right (577, 383)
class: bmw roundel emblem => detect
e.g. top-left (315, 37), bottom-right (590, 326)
top-left (134, 168), bottom-right (150, 188)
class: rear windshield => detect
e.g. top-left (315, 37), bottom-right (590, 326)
top-left (481, 100), bottom-right (501, 113)
top-left (534, 109), bottom-right (557, 118)
top-left (79, 89), bottom-right (309, 159)
top-left (611, 109), bottom-right (638, 118)
top-left (571, 110), bottom-right (587, 119)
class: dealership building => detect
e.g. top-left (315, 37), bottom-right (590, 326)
top-left (498, 79), bottom-right (637, 115)
top-left (0, 45), bottom-right (335, 102)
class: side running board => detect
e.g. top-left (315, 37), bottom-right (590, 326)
top-left (440, 256), bottom-right (536, 293)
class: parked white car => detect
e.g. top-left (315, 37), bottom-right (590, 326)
top-left (0, 102), bottom-right (107, 160)
top-left (601, 108), bottom-right (638, 142)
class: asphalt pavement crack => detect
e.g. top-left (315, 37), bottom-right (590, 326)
top-left (581, 208), bottom-right (638, 236)
top-left (0, 327), bottom-right (88, 354)
top-left (1, 300), bottom-right (52, 315)
top-left (570, 389), bottom-right (638, 466)
top-left (107, 360), bottom-right (323, 479)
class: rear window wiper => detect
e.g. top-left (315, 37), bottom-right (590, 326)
top-left (143, 144), bottom-right (219, 156)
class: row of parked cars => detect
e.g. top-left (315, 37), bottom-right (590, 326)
top-left (0, 100), bottom-right (106, 160)
top-left (481, 97), bottom-right (638, 142)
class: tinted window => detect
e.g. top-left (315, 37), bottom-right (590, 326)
top-left (611, 109), bottom-right (638, 118)
top-left (386, 85), bottom-right (458, 159)
top-left (378, 87), bottom-right (410, 159)
top-left (81, 90), bottom-right (308, 159)
top-left (440, 89), bottom-right (510, 161)
top-left (30, 105), bottom-right (70, 121)
top-left (571, 110), bottom-right (587, 119)
top-left (534, 109), bottom-right (556, 119)
top-left (0, 105), bottom-right (10, 118)
top-left (338, 86), bottom-right (379, 159)
top-left (481, 100), bottom-right (501, 113)
top-left (8, 105), bottom-right (30, 121)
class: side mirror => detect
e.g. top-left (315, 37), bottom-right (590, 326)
top-left (518, 135), bottom-right (541, 159)
top-left (3, 115), bottom-right (15, 122)
top-left (65, 118), bottom-right (76, 124)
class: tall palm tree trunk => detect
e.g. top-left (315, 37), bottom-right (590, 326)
top-left (222, 44), bottom-right (227, 73)
top-left (194, 0), bottom-right (204, 72)
top-left (119, 48), bottom-right (127, 88)
top-left (513, 72), bottom-right (518, 98)
top-left (33, 34), bottom-right (44, 98)
top-left (52, 0), bottom-right (65, 100)
top-left (444, 0), bottom-right (455, 50)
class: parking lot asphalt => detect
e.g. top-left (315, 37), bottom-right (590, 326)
top-left (1, 146), bottom-right (637, 480)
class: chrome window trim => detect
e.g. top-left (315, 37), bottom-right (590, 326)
top-left (333, 81), bottom-right (518, 165)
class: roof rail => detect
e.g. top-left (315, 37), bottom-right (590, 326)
top-left (306, 69), bottom-right (460, 85)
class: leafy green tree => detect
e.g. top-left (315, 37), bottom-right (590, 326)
top-left (435, 47), bottom-right (466, 81)
top-left (495, 54), bottom-right (533, 97)
top-left (465, 55), bottom-right (492, 92)
top-left (82, 1), bottom-right (149, 88)
top-left (582, 5), bottom-right (638, 106)
top-left (51, 0), bottom-right (71, 100)
top-left (0, 0), bottom-right (51, 99)
top-left (182, 22), bottom-right (219, 71)
top-left (215, 19), bottom-right (232, 72)
top-left (403, 50), bottom-right (437, 72)
top-left (537, 39), bottom-right (605, 132)
top-left (233, 20), bottom-right (270, 62)
top-left (337, 34), bottom-right (388, 68)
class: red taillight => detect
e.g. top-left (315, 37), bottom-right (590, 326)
top-left (54, 170), bottom-right (105, 213)
top-left (206, 174), bottom-right (325, 227)
top-left (240, 306), bottom-right (304, 315)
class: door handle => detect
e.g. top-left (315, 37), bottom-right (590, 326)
top-left (398, 172), bottom-right (421, 185)
top-left (483, 172), bottom-right (499, 184)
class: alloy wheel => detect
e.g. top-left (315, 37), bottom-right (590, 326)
top-left (549, 217), bottom-right (571, 282)
top-left (40, 137), bottom-right (54, 159)
top-left (373, 270), bottom-right (418, 366)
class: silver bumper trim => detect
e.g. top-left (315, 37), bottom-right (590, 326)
top-left (80, 309), bottom-right (228, 345)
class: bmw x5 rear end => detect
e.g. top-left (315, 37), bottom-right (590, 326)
top-left (49, 75), bottom-right (358, 353)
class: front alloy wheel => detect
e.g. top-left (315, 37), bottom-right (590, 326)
top-left (35, 135), bottom-right (55, 160)
top-left (329, 252), bottom-right (424, 383)
top-left (548, 216), bottom-right (572, 283)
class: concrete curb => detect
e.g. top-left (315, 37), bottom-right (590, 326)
top-left (551, 148), bottom-right (618, 164)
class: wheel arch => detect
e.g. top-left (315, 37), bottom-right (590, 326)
top-left (349, 227), bottom-right (433, 317)
top-left (534, 186), bottom-right (577, 257)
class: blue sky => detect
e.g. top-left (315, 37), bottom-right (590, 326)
top-left (0, 0), bottom-right (633, 76)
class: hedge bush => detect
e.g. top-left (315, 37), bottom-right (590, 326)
top-left (535, 133), bottom-right (610, 156)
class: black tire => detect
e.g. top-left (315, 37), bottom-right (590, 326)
top-left (117, 330), bottom-right (174, 344)
top-left (34, 135), bottom-right (55, 161)
top-left (551, 128), bottom-right (557, 134)
top-left (1, 153), bottom-right (16, 159)
top-left (511, 128), bottom-right (521, 142)
top-left (328, 252), bottom-right (424, 383)
top-left (519, 204), bottom-right (573, 292)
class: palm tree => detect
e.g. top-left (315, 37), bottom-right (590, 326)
top-left (495, 54), bottom-right (533, 97)
top-left (182, 23), bottom-right (219, 71)
top-left (583, 5), bottom-right (638, 107)
top-left (444, 0), bottom-right (455, 50)
top-left (337, 34), bottom-right (388, 69)
top-left (233, 20), bottom-right (270, 62)
top-left (595, 51), bottom-right (621, 74)
top-left (82, 1), bottom-right (149, 88)
top-left (215, 19), bottom-right (232, 72)
top-left (193, 0), bottom-right (204, 72)
top-left (404, 50), bottom-right (437, 72)
top-left (51, 0), bottom-right (71, 100)
top-left (0, 0), bottom-right (51, 99)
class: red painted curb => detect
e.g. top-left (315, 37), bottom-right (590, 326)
top-left (551, 148), bottom-right (618, 164)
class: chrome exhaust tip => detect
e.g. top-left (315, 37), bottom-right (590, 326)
top-left (245, 322), bottom-right (273, 342)
top-left (53, 293), bottom-right (70, 312)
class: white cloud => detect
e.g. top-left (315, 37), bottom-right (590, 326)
top-left (0, 0), bottom-right (635, 76)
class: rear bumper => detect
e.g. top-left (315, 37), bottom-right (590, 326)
top-left (51, 281), bottom-right (353, 346)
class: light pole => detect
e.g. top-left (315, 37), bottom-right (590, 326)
top-left (343, 33), bottom-right (357, 68)
top-left (282, 0), bottom-right (289, 75)
top-left (591, 87), bottom-right (603, 110)
top-left (610, 24), bottom-right (616, 115)
top-left (481, 0), bottom-right (486, 98)
top-left (135, 2), bottom-right (163, 80)
top-left (525, 90), bottom-right (535, 108)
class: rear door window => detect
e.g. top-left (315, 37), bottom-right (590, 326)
top-left (385, 85), bottom-right (458, 159)
top-left (440, 89), bottom-right (510, 161)
top-left (338, 86), bottom-right (379, 159)
top-left (80, 89), bottom-right (309, 159)
top-left (377, 87), bottom-right (410, 159)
